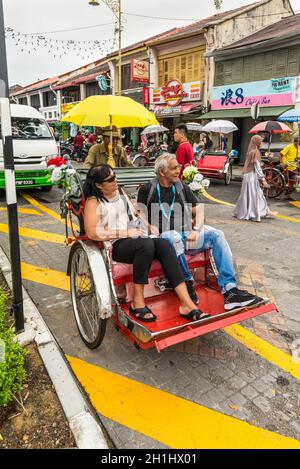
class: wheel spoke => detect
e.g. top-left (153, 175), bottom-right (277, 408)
top-left (71, 247), bottom-right (103, 345)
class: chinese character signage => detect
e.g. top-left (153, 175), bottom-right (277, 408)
top-left (152, 80), bottom-right (202, 107)
top-left (130, 60), bottom-right (150, 83)
top-left (212, 77), bottom-right (297, 110)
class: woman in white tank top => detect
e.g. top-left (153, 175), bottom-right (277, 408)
top-left (83, 165), bottom-right (210, 323)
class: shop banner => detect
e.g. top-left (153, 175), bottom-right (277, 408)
top-left (152, 80), bottom-right (203, 106)
top-left (61, 101), bottom-right (80, 114)
top-left (154, 104), bottom-right (194, 116)
top-left (212, 77), bottom-right (297, 110)
top-left (130, 60), bottom-right (150, 83)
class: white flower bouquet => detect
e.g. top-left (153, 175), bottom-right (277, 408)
top-left (182, 164), bottom-right (210, 197)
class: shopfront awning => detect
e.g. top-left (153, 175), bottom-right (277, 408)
top-left (154, 102), bottom-right (201, 118)
top-left (200, 106), bottom-right (293, 120)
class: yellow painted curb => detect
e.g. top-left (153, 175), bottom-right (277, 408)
top-left (67, 355), bottom-right (300, 449)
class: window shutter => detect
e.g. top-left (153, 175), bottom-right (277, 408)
top-left (158, 60), bottom-right (163, 86)
top-left (274, 50), bottom-right (288, 77)
top-left (287, 47), bottom-right (300, 76)
top-left (215, 62), bottom-right (224, 86)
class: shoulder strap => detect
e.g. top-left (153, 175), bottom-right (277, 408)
top-left (174, 179), bottom-right (187, 205)
top-left (146, 178), bottom-right (158, 206)
top-left (118, 187), bottom-right (134, 222)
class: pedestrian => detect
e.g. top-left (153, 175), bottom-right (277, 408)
top-left (220, 133), bottom-right (228, 152)
top-left (234, 135), bottom-right (278, 222)
top-left (174, 124), bottom-right (194, 178)
top-left (202, 132), bottom-right (213, 150)
top-left (280, 135), bottom-right (300, 198)
top-left (87, 132), bottom-right (96, 147)
top-left (73, 130), bottom-right (85, 159)
top-left (84, 129), bottom-right (132, 168)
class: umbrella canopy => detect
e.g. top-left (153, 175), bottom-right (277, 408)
top-left (249, 120), bottom-right (291, 134)
top-left (186, 122), bottom-right (203, 132)
top-left (278, 109), bottom-right (300, 123)
top-left (141, 124), bottom-right (169, 135)
top-left (202, 120), bottom-right (238, 134)
top-left (61, 95), bottom-right (159, 128)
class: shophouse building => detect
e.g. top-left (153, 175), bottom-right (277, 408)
top-left (205, 12), bottom-right (300, 161)
top-left (10, 76), bottom-right (59, 122)
top-left (146, 0), bottom-right (293, 132)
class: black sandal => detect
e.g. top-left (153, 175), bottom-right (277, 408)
top-left (180, 309), bottom-right (210, 322)
top-left (129, 306), bottom-right (157, 323)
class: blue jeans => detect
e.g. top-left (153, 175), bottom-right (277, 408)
top-left (160, 227), bottom-right (237, 293)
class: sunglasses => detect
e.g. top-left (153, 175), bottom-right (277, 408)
top-left (103, 173), bottom-right (117, 183)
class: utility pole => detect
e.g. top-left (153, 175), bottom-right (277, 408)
top-left (118, 0), bottom-right (122, 96)
top-left (0, 0), bottom-right (24, 333)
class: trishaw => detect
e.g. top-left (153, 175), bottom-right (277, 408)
top-left (197, 151), bottom-right (234, 185)
top-left (60, 167), bottom-right (278, 352)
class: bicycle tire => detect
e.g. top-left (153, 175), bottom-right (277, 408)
top-left (70, 243), bottom-right (107, 349)
top-left (263, 167), bottom-right (285, 198)
top-left (224, 165), bottom-right (232, 185)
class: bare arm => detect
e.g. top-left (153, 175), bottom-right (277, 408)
top-left (192, 204), bottom-right (204, 231)
top-left (84, 198), bottom-right (143, 241)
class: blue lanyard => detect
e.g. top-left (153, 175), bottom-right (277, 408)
top-left (156, 184), bottom-right (176, 222)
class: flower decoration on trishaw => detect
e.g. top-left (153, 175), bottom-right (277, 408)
top-left (182, 162), bottom-right (210, 197)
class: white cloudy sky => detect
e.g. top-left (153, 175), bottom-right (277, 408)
top-left (3, 0), bottom-right (300, 86)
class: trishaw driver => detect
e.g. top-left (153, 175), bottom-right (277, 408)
top-left (84, 130), bottom-right (132, 168)
top-left (137, 153), bottom-right (263, 311)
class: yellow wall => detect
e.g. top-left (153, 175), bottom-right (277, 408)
top-left (158, 46), bottom-right (205, 86)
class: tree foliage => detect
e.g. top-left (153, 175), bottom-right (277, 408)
top-left (0, 289), bottom-right (27, 407)
top-left (214, 0), bottom-right (223, 10)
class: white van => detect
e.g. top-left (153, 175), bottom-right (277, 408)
top-left (0, 104), bottom-right (58, 190)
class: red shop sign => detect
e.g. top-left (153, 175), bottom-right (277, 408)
top-left (143, 86), bottom-right (150, 105)
top-left (161, 79), bottom-right (188, 107)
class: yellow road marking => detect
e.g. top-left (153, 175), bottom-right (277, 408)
top-left (225, 324), bottom-right (300, 381)
top-left (202, 189), bottom-right (300, 223)
top-left (20, 192), bottom-right (78, 230)
top-left (67, 355), bottom-right (300, 449)
top-left (0, 223), bottom-right (65, 244)
top-left (21, 262), bottom-right (70, 291)
top-left (203, 189), bottom-right (235, 207)
top-left (290, 201), bottom-right (300, 208)
top-left (0, 207), bottom-right (42, 216)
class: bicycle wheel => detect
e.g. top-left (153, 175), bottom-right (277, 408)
top-left (263, 167), bottom-right (285, 198)
top-left (70, 244), bottom-right (107, 349)
top-left (224, 165), bottom-right (232, 185)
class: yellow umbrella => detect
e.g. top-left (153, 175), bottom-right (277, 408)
top-left (61, 95), bottom-right (158, 167)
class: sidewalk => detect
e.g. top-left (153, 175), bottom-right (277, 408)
top-left (0, 246), bottom-right (109, 450)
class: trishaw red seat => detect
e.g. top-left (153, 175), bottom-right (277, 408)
top-left (112, 252), bottom-right (207, 285)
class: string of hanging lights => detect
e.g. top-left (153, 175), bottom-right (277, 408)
top-left (4, 26), bottom-right (117, 60)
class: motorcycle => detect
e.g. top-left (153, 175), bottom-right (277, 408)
top-left (60, 139), bottom-right (89, 163)
top-left (132, 143), bottom-right (167, 167)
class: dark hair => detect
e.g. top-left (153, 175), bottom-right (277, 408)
top-left (83, 164), bottom-right (113, 201)
top-left (175, 124), bottom-right (188, 138)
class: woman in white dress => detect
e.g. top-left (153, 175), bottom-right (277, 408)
top-left (234, 135), bottom-right (277, 222)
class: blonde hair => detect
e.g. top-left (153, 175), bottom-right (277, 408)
top-left (243, 135), bottom-right (263, 174)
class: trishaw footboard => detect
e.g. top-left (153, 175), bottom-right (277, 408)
top-left (154, 303), bottom-right (278, 352)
